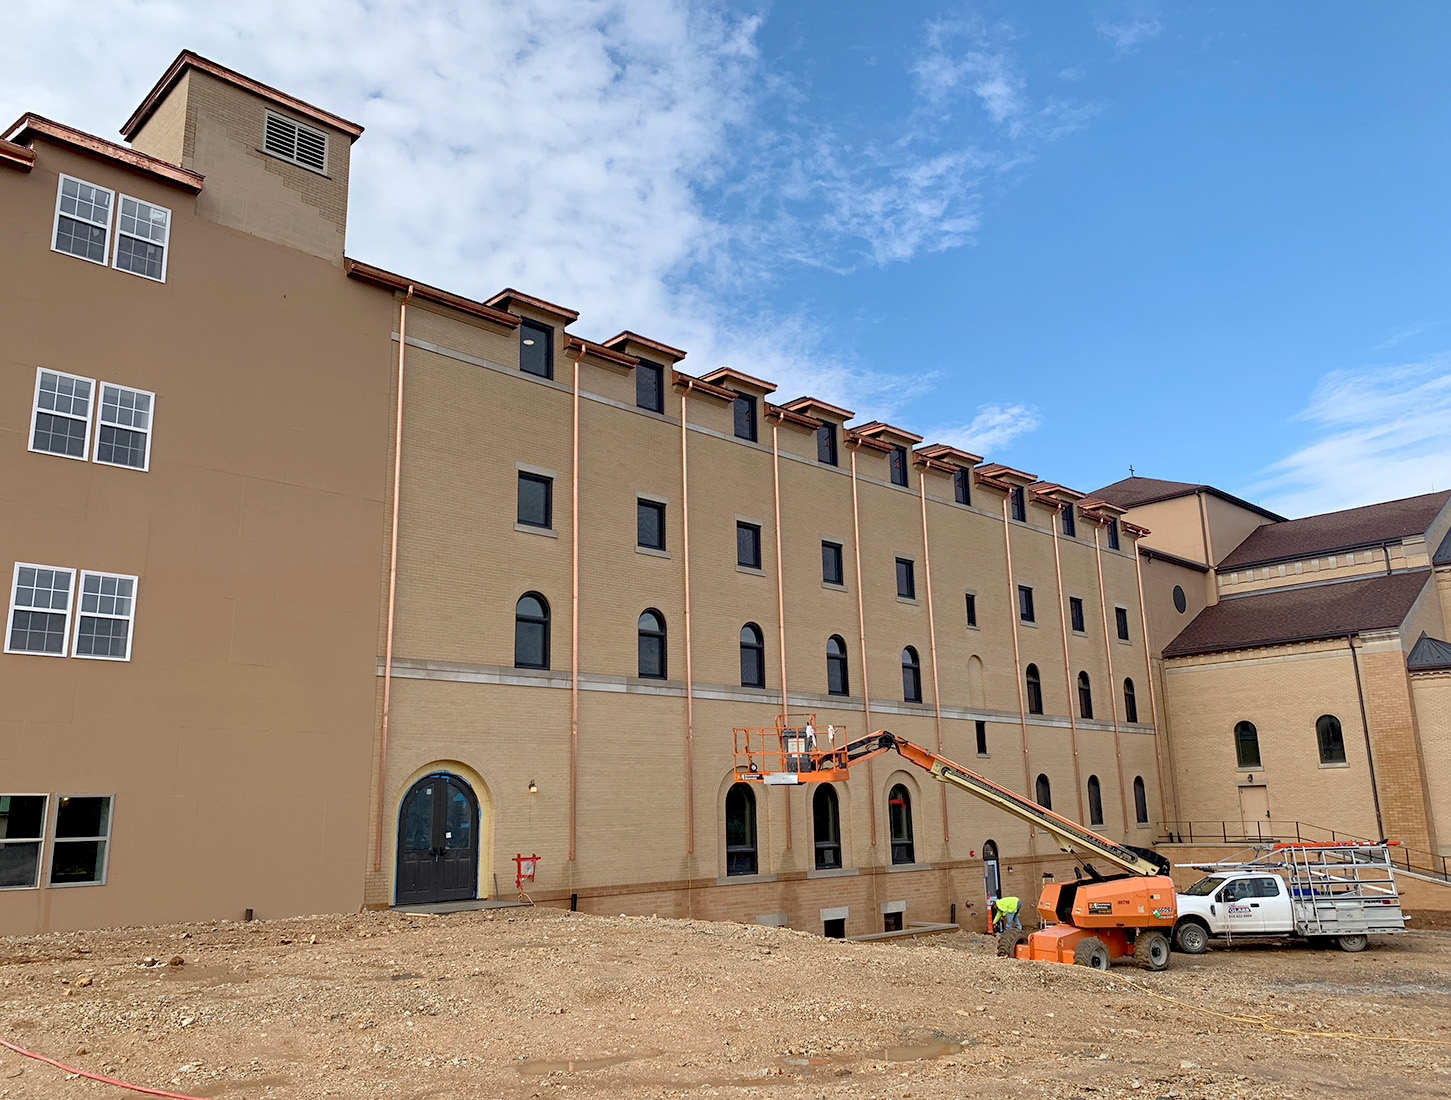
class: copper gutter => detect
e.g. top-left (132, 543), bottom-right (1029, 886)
top-left (916, 467), bottom-right (948, 841)
top-left (1001, 496), bottom-right (1033, 832)
top-left (1093, 525), bottom-right (1129, 830)
top-left (1050, 506), bottom-right (1085, 821)
top-left (374, 284), bottom-right (413, 872)
top-left (1132, 547), bottom-right (1169, 826)
top-left (849, 444), bottom-right (877, 847)
top-left (5, 114), bottom-right (204, 191)
top-left (568, 348), bottom-right (582, 862)
top-left (680, 389), bottom-right (696, 854)
top-left (770, 419), bottom-right (791, 850)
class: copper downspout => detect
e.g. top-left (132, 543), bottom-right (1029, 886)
top-left (1001, 496), bottom-right (1032, 831)
top-left (1093, 525), bottom-right (1129, 830)
top-left (916, 468), bottom-right (948, 842)
top-left (374, 284), bottom-right (412, 872)
top-left (770, 418), bottom-right (792, 851)
top-left (1132, 547), bottom-right (1170, 826)
top-left (1050, 505), bottom-right (1085, 822)
top-left (568, 347), bottom-right (581, 862)
top-left (849, 444), bottom-right (877, 847)
top-left (680, 389), bottom-right (695, 853)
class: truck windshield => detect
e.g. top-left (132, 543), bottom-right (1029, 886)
top-left (1183, 875), bottom-right (1225, 896)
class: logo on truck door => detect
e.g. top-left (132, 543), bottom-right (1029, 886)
top-left (1227, 904), bottom-right (1252, 919)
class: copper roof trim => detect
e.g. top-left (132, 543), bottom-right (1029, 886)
top-left (344, 259), bottom-right (520, 327)
top-left (564, 335), bottom-right (636, 367)
top-left (853, 420), bottom-right (925, 445)
top-left (974, 470), bottom-right (1013, 492)
top-left (486, 287), bottom-right (580, 323)
top-left (764, 402), bottom-right (820, 429)
top-left (1122, 521), bottom-right (1151, 538)
top-left (977, 462), bottom-right (1038, 484)
top-left (604, 330), bottom-right (688, 362)
top-left (1138, 546), bottom-right (1210, 573)
top-left (673, 371), bottom-right (736, 400)
top-left (1077, 497), bottom-right (1128, 516)
top-left (913, 454), bottom-right (958, 473)
top-left (5, 115), bottom-right (204, 191)
top-left (121, 50), bottom-right (363, 141)
top-left (0, 139), bottom-right (36, 171)
top-left (845, 430), bottom-right (894, 453)
top-left (1029, 481), bottom-right (1086, 500)
top-left (781, 396), bottom-right (856, 421)
top-left (702, 367), bottom-right (777, 394)
top-left (916, 443), bottom-right (984, 466)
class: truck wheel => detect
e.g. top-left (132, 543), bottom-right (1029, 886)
top-left (1336, 934), bottom-right (1368, 953)
top-left (1134, 931), bottom-right (1171, 971)
top-left (1174, 920), bottom-right (1209, 955)
top-left (996, 929), bottom-right (1029, 958)
top-left (1074, 937), bottom-right (1111, 970)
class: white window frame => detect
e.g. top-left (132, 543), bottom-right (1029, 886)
top-left (111, 193), bottom-right (172, 283)
top-left (5, 562), bottom-right (77, 657)
top-left (92, 382), bottom-right (156, 472)
top-left (71, 570), bottom-right (138, 662)
top-left (0, 793), bottom-right (49, 890)
top-left (263, 109), bottom-right (329, 175)
top-left (51, 174), bottom-right (115, 267)
top-left (29, 368), bottom-right (96, 463)
top-left (47, 794), bottom-right (114, 888)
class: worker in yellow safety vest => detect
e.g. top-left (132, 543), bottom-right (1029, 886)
top-left (991, 894), bottom-right (1022, 931)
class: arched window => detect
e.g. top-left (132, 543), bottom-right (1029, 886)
top-left (1316, 714), bottom-right (1346, 765)
top-left (813, 785), bottom-right (842, 870)
top-left (1025, 664), bottom-right (1043, 715)
top-left (514, 592), bottom-right (550, 669)
top-left (1086, 774), bottom-right (1103, 826)
top-left (888, 784), bottom-right (915, 864)
top-left (739, 622), bottom-right (764, 688)
top-left (1133, 776), bottom-right (1149, 825)
top-left (1234, 720), bottom-right (1261, 767)
top-left (982, 838), bottom-right (1001, 899)
top-left (901, 646), bottom-right (922, 703)
top-left (638, 609), bottom-right (666, 679)
top-left (967, 655), bottom-right (985, 708)
top-left (1035, 773), bottom-right (1052, 810)
top-left (1123, 678), bottom-right (1138, 723)
top-left (725, 783), bottom-right (757, 876)
top-left (825, 635), bottom-right (849, 696)
top-left (1077, 671), bottom-right (1093, 719)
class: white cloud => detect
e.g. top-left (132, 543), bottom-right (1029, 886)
top-left (1095, 3), bottom-right (1163, 53)
top-left (925, 404), bottom-right (1042, 457)
top-left (1252, 357), bottom-right (1451, 517)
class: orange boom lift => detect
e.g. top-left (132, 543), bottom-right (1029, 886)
top-left (734, 716), bottom-right (1178, 970)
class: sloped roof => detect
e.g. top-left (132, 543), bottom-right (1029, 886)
top-left (1163, 571), bottom-right (1430, 658)
top-left (1091, 476), bottom-right (1284, 521)
top-left (1218, 491), bottom-right (1451, 571)
top-left (1408, 632), bottom-right (1451, 672)
top-left (1434, 526), bottom-right (1451, 567)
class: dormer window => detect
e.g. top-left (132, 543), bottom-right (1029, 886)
top-left (636, 360), bottom-right (664, 413)
top-left (953, 466), bottom-right (971, 505)
top-left (1010, 486), bottom-right (1026, 522)
top-left (263, 110), bottom-right (328, 174)
top-left (1107, 518), bottom-right (1121, 550)
top-left (733, 392), bottom-right (757, 441)
top-left (1061, 506), bottom-right (1076, 538)
top-left (519, 321), bottom-right (553, 379)
top-left (889, 445), bottom-right (908, 487)
top-left (816, 422), bottom-right (837, 466)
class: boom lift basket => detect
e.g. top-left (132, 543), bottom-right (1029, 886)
top-left (733, 714), bottom-right (852, 784)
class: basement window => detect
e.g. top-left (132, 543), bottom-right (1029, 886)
top-left (0, 795), bottom-right (48, 889)
top-left (48, 795), bottom-right (113, 886)
top-left (263, 110), bottom-right (328, 174)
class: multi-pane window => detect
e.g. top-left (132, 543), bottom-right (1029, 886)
top-left (517, 472), bottom-right (553, 529)
top-left (1316, 714), bottom-right (1347, 764)
top-left (1106, 519), bottom-right (1121, 550)
top-left (1123, 678), bottom-right (1138, 723)
top-left (739, 622), bottom-right (765, 688)
top-left (896, 558), bottom-right (915, 600)
top-left (1010, 485), bottom-right (1026, 522)
top-left (821, 541), bottom-right (844, 585)
top-left (637, 499), bottom-right (666, 550)
top-left (889, 445), bottom-right (908, 486)
top-left (514, 593), bottom-right (550, 669)
top-left (975, 720), bottom-right (988, 756)
top-left (0, 795), bottom-right (47, 889)
top-left (30, 370), bottom-right (94, 461)
top-left (826, 634), bottom-right (849, 696)
top-left (52, 175), bottom-right (113, 265)
top-left (636, 360), bottom-right (664, 413)
top-left (725, 783), bottom-right (757, 876)
top-left (519, 321), bottom-right (553, 379)
top-left (1017, 585), bottom-right (1034, 623)
top-left (965, 591), bottom-right (977, 628)
top-left (1061, 506), bottom-right (1076, 538)
top-left (73, 571), bottom-right (137, 661)
top-left (6, 564), bottom-right (75, 656)
top-left (263, 110), bottom-right (328, 173)
top-left (638, 609), bottom-right (666, 679)
top-left (736, 522), bottom-right (762, 569)
top-left (901, 646), bottom-right (922, 703)
top-left (813, 785), bottom-right (842, 870)
top-left (733, 393), bottom-right (757, 441)
top-left (1115, 606), bottom-right (1131, 641)
top-left (1234, 720), bottom-right (1261, 768)
top-left (48, 796), bottom-right (113, 886)
top-left (1069, 596), bottom-right (1085, 633)
top-left (1087, 775), bottom-right (1104, 826)
top-left (888, 784), bottom-right (914, 865)
top-left (1078, 671), bottom-right (1094, 719)
top-left (953, 466), bottom-right (971, 505)
top-left (95, 384), bottom-right (154, 470)
top-left (113, 195), bottom-right (171, 281)
top-left (816, 422), bottom-right (837, 466)
top-left (1025, 664), bottom-right (1043, 715)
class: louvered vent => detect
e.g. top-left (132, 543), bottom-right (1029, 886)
top-left (263, 110), bottom-right (328, 174)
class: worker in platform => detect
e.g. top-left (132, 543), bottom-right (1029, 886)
top-left (991, 894), bottom-right (1022, 931)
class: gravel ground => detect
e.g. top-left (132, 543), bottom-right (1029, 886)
top-left (1, 907), bottom-right (1449, 1099)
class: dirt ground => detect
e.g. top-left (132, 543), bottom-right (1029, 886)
top-left (1, 908), bottom-right (1449, 1100)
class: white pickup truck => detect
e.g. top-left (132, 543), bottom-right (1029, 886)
top-left (1172, 844), bottom-right (1407, 955)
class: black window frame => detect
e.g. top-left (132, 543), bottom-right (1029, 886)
top-left (1035, 774), bottom-right (1052, 811)
top-left (813, 784), bottom-right (842, 870)
top-left (736, 522), bottom-right (762, 570)
top-left (901, 646), bottom-right (922, 703)
top-left (732, 392), bottom-right (757, 442)
top-left (888, 784), bottom-right (914, 865)
top-left (739, 622), bottom-right (765, 688)
top-left (637, 498), bottom-right (666, 551)
top-left (1115, 606), bottom-right (1130, 641)
top-left (826, 634), bottom-right (849, 696)
top-left (975, 719), bottom-right (988, 756)
top-left (1133, 776), bottom-right (1149, 825)
top-left (635, 359), bottom-right (665, 413)
top-left (1106, 519), bottom-right (1121, 550)
top-left (889, 445), bottom-right (908, 487)
top-left (517, 471), bottom-right (553, 530)
top-left (1234, 720), bottom-right (1262, 768)
top-left (1061, 506), bottom-right (1076, 538)
top-left (1087, 774), bottom-right (1103, 826)
top-left (1173, 585), bottom-right (1187, 614)
top-left (638, 608), bottom-right (667, 679)
top-left (821, 541), bottom-right (844, 586)
top-left (1316, 714), bottom-right (1347, 765)
top-left (1025, 664), bottom-right (1043, 715)
top-left (1017, 584), bottom-right (1034, 623)
top-left (1069, 596), bottom-right (1085, 633)
top-left (953, 466), bottom-right (971, 505)
top-left (514, 592), bottom-right (551, 670)
top-left (1123, 678), bottom-right (1138, 723)
top-left (1010, 486), bottom-right (1026, 522)
top-left (896, 558), bottom-right (916, 600)
top-left (965, 591), bottom-right (977, 628)
top-left (1078, 671), bottom-right (1093, 719)
top-left (816, 421), bottom-right (837, 466)
top-left (725, 783), bottom-right (758, 876)
top-left (518, 320), bottom-right (554, 380)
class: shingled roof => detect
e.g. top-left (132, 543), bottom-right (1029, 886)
top-left (1217, 490), bottom-right (1451, 571)
top-left (1162, 571), bottom-right (1431, 658)
top-left (1091, 476), bottom-right (1283, 521)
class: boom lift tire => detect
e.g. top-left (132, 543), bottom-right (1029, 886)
top-left (1336, 934), bottom-right (1368, 953)
top-left (1133, 931), bottom-right (1171, 971)
top-left (996, 929), bottom-right (1029, 958)
top-left (1174, 920), bottom-right (1209, 955)
top-left (1074, 937), bottom-right (1111, 970)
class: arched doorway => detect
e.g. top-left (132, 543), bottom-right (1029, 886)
top-left (396, 773), bottom-right (479, 906)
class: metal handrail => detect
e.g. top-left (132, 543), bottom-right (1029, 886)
top-left (1158, 820), bottom-right (1451, 881)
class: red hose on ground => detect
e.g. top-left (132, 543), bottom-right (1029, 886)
top-left (0, 1037), bottom-right (214, 1099)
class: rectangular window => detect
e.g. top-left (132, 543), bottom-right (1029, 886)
top-left (1106, 519), bottom-right (1120, 550)
top-left (0, 795), bottom-right (48, 889)
top-left (889, 445), bottom-right (908, 486)
top-left (1061, 506), bottom-right (1076, 538)
top-left (816, 422), bottom-right (838, 466)
top-left (94, 383), bottom-right (154, 470)
top-left (821, 540), bottom-right (844, 586)
top-left (1010, 486), bottom-right (1026, 522)
top-left (30, 369), bottom-right (95, 461)
top-left (737, 522), bottom-right (762, 569)
top-left (637, 499), bottom-right (666, 550)
top-left (52, 175), bottom-right (113, 265)
top-left (73, 571), bottom-right (137, 661)
top-left (1116, 606), bottom-right (1130, 641)
top-left (1018, 585), bottom-right (1035, 623)
top-left (964, 591), bottom-right (977, 627)
top-left (519, 321), bottom-right (553, 379)
top-left (517, 472), bottom-right (552, 529)
top-left (896, 558), bottom-right (915, 600)
top-left (48, 795), bottom-right (112, 886)
top-left (636, 360), bottom-right (664, 413)
top-left (1069, 596), bottom-right (1085, 633)
top-left (733, 393), bottom-right (757, 441)
top-left (113, 195), bottom-right (171, 281)
top-left (263, 109), bottom-right (328, 174)
top-left (6, 563), bottom-right (76, 657)
top-left (975, 720), bottom-right (988, 756)
top-left (954, 466), bottom-right (971, 505)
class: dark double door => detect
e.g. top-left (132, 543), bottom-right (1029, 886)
top-left (396, 774), bottom-right (479, 905)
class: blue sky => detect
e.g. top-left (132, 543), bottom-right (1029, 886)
top-left (6, 1), bottom-right (1450, 516)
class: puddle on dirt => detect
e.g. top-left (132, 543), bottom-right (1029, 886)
top-left (387, 972), bottom-right (424, 981)
top-left (877, 1039), bottom-right (964, 1061)
top-left (518, 1052), bottom-right (652, 1075)
top-left (155, 965), bottom-right (253, 984)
